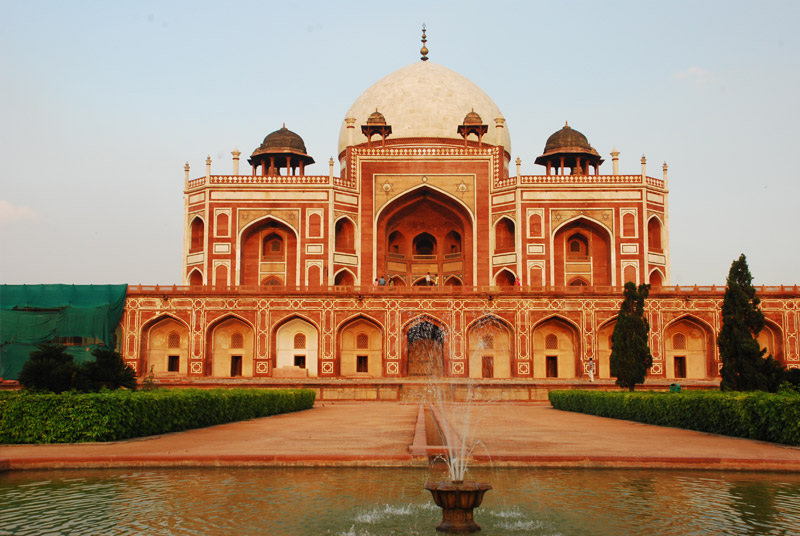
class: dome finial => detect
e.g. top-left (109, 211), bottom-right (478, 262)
top-left (420, 24), bottom-right (429, 61)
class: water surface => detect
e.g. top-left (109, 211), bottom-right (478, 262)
top-left (2, 467), bottom-right (799, 535)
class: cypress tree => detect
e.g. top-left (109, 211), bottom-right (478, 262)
top-left (718, 254), bottom-right (783, 391)
top-left (610, 282), bottom-right (653, 391)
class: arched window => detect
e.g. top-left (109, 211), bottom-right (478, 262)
top-left (622, 213), bottom-right (635, 237)
top-left (190, 217), bottom-right (204, 253)
top-left (388, 231), bottom-right (406, 256)
top-left (529, 213), bottom-right (542, 237)
top-left (334, 270), bottom-right (355, 286)
top-left (356, 333), bottom-right (369, 349)
top-left (335, 218), bottom-right (356, 252)
top-left (308, 213), bottom-right (322, 237)
top-left (413, 233), bottom-right (437, 256)
top-left (294, 332), bottom-right (306, 349)
top-left (569, 278), bottom-right (588, 286)
top-left (445, 230), bottom-right (462, 254)
top-left (262, 233), bottom-right (283, 259)
top-left (168, 331), bottom-right (180, 348)
top-left (231, 332), bottom-right (244, 349)
top-left (673, 333), bottom-right (686, 350)
top-left (188, 270), bottom-right (203, 287)
top-left (648, 218), bottom-right (662, 252)
top-left (216, 212), bottom-right (229, 237)
top-left (567, 233), bottom-right (588, 259)
top-left (495, 218), bottom-right (515, 251)
top-left (261, 276), bottom-right (283, 286)
top-left (545, 333), bottom-right (558, 350)
top-left (624, 265), bottom-right (637, 284)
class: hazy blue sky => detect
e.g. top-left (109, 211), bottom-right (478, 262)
top-left (1, 0), bottom-right (798, 285)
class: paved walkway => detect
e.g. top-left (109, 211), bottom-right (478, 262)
top-left (2, 403), bottom-right (800, 471)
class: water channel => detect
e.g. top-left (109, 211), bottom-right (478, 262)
top-left (2, 466), bottom-right (799, 535)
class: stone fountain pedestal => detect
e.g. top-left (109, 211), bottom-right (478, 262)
top-left (425, 480), bottom-right (492, 532)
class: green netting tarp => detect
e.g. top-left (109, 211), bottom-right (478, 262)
top-left (0, 284), bottom-right (127, 380)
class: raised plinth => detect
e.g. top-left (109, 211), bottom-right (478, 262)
top-left (425, 480), bottom-right (492, 532)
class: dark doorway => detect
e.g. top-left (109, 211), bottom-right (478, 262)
top-left (482, 355), bottom-right (494, 378)
top-left (230, 355), bottom-right (242, 377)
top-left (407, 321), bottom-right (444, 376)
top-left (294, 355), bottom-right (306, 369)
top-left (357, 355), bottom-right (368, 373)
top-left (546, 355), bottom-right (558, 378)
top-left (168, 355), bottom-right (180, 372)
top-left (674, 356), bottom-right (687, 379)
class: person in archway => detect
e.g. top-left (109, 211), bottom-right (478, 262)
top-left (378, 275), bottom-right (386, 286)
top-left (588, 357), bottom-right (596, 382)
top-left (426, 272), bottom-right (432, 286)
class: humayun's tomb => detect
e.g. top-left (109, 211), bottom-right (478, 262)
top-left (11, 32), bottom-right (798, 399)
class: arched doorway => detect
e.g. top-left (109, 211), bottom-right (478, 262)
top-left (406, 320), bottom-right (445, 376)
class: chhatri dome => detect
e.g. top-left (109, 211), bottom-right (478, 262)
top-left (338, 56), bottom-right (511, 156)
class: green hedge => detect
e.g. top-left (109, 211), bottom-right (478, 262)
top-left (549, 389), bottom-right (800, 446)
top-left (0, 388), bottom-right (315, 444)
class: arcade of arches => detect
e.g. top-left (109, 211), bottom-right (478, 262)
top-left (125, 291), bottom-right (799, 383)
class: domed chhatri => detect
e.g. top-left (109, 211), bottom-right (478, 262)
top-left (249, 125), bottom-right (315, 176)
top-left (457, 109), bottom-right (489, 147)
top-left (338, 61), bottom-right (511, 156)
top-left (534, 122), bottom-right (604, 176)
top-left (361, 109), bottom-right (393, 148)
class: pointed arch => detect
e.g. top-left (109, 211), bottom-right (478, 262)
top-left (189, 215), bottom-right (205, 253)
top-left (337, 314), bottom-right (384, 378)
top-left (444, 275), bottom-right (463, 287)
top-left (272, 314), bottom-right (320, 377)
top-left (648, 268), bottom-right (665, 289)
top-left (333, 268), bottom-right (357, 286)
top-left (758, 318), bottom-right (785, 365)
top-left (376, 185), bottom-right (475, 288)
top-left (142, 314), bottom-right (191, 377)
top-left (237, 215), bottom-right (299, 286)
top-left (552, 215), bottom-right (614, 287)
top-left (206, 314), bottom-right (256, 378)
top-left (596, 316), bottom-right (618, 379)
top-left (334, 216), bottom-right (357, 253)
top-left (663, 314), bottom-right (715, 379)
top-left (187, 268), bottom-right (204, 287)
top-left (401, 314), bottom-right (451, 377)
top-left (647, 215), bottom-right (663, 252)
top-left (532, 315), bottom-right (581, 379)
top-left (494, 216), bottom-right (516, 253)
top-left (466, 315), bottom-right (514, 378)
top-left (494, 268), bottom-right (516, 287)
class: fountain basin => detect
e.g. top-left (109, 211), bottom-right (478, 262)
top-left (425, 479), bottom-right (492, 532)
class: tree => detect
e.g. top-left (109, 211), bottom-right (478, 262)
top-left (18, 344), bottom-right (78, 393)
top-left (719, 254), bottom-right (784, 392)
top-left (610, 282), bottom-right (653, 391)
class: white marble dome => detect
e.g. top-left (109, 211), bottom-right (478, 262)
top-left (338, 61), bottom-right (511, 155)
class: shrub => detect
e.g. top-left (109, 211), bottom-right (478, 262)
top-left (17, 344), bottom-right (78, 393)
top-left (0, 388), bottom-right (316, 444)
top-left (549, 389), bottom-right (800, 446)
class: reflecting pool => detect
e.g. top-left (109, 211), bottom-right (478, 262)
top-left (2, 467), bottom-right (800, 535)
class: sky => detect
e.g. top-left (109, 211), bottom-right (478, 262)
top-left (1, 0), bottom-right (798, 286)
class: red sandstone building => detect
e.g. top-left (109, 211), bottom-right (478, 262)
top-left (118, 37), bottom-right (799, 397)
